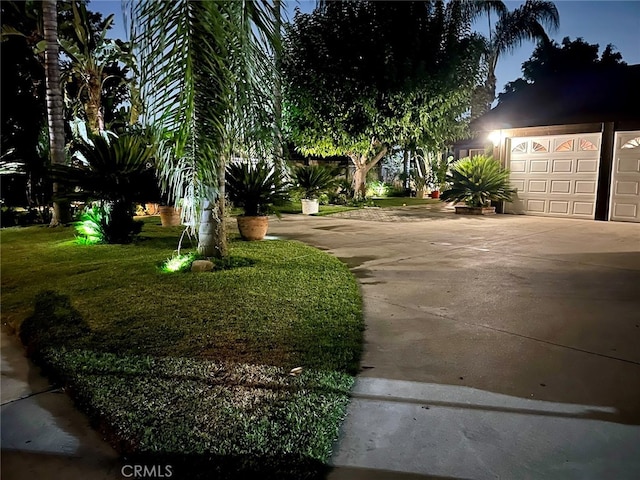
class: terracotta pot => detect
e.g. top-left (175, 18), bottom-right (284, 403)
top-left (301, 198), bottom-right (319, 215)
top-left (237, 215), bottom-right (269, 241)
top-left (158, 206), bottom-right (182, 226)
top-left (454, 205), bottom-right (496, 215)
top-left (430, 190), bottom-right (440, 199)
top-left (145, 203), bottom-right (159, 215)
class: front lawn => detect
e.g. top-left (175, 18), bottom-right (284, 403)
top-left (1, 218), bottom-right (363, 479)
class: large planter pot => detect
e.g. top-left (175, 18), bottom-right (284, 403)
top-left (454, 205), bottom-right (496, 215)
top-left (415, 189), bottom-right (426, 199)
top-left (301, 198), bottom-right (319, 215)
top-left (430, 190), bottom-right (440, 199)
top-left (159, 206), bottom-right (181, 226)
top-left (145, 203), bottom-right (159, 215)
top-left (237, 215), bottom-right (269, 241)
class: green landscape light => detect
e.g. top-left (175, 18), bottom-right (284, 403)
top-left (75, 208), bottom-right (107, 245)
top-left (161, 253), bottom-right (195, 273)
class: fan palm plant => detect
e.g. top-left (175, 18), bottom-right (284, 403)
top-left (440, 155), bottom-right (515, 208)
top-left (292, 165), bottom-right (337, 200)
top-left (53, 132), bottom-right (158, 243)
top-left (226, 161), bottom-right (288, 217)
top-left (127, 0), bottom-right (279, 258)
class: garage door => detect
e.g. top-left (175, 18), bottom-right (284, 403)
top-left (610, 131), bottom-right (640, 223)
top-left (505, 134), bottom-right (601, 218)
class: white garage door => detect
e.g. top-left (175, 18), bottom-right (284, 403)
top-left (506, 134), bottom-right (601, 218)
top-left (610, 131), bottom-right (640, 223)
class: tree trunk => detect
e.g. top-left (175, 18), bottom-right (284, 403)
top-left (349, 145), bottom-right (388, 199)
top-left (352, 161), bottom-right (371, 200)
top-left (273, 0), bottom-right (284, 164)
top-left (197, 162), bottom-right (228, 258)
top-left (43, 0), bottom-right (69, 226)
top-left (86, 73), bottom-right (104, 134)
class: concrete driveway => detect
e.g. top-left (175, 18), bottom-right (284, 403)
top-left (268, 208), bottom-right (640, 480)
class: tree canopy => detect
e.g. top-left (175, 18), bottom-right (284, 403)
top-left (500, 37), bottom-right (627, 100)
top-left (282, 1), bottom-right (485, 197)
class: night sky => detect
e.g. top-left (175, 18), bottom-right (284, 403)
top-left (92, 0), bottom-right (640, 98)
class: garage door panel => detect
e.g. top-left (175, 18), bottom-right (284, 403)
top-left (507, 134), bottom-right (600, 219)
top-left (610, 131), bottom-right (640, 222)
top-left (550, 180), bottom-right (571, 193)
top-left (613, 203), bottom-right (638, 219)
top-left (549, 201), bottom-right (569, 214)
top-left (573, 202), bottom-right (595, 216)
top-left (552, 159), bottom-right (573, 172)
top-left (615, 181), bottom-right (639, 195)
top-left (510, 161), bottom-right (526, 172)
top-left (617, 158), bottom-right (640, 173)
top-left (528, 180), bottom-right (548, 193)
top-left (530, 160), bottom-right (549, 173)
top-left (526, 199), bottom-right (546, 212)
top-left (576, 159), bottom-right (598, 173)
top-left (575, 181), bottom-right (596, 194)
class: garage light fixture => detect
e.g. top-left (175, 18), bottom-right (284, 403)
top-left (488, 130), bottom-right (502, 146)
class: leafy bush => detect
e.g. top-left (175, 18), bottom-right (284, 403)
top-left (226, 161), bottom-right (288, 216)
top-left (366, 181), bottom-right (389, 197)
top-left (327, 179), bottom-right (354, 205)
top-left (441, 155), bottom-right (515, 207)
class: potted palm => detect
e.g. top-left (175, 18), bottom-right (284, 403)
top-left (292, 165), bottom-right (337, 215)
top-left (226, 160), bottom-right (288, 240)
top-left (440, 155), bottom-right (516, 215)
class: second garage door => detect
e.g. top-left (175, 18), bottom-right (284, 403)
top-left (505, 133), bottom-right (602, 219)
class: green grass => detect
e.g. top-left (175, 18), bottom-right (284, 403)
top-left (371, 197), bottom-right (441, 207)
top-left (1, 218), bottom-right (363, 479)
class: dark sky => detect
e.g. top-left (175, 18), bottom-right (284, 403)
top-left (92, 0), bottom-right (640, 95)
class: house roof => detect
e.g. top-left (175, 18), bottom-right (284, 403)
top-left (472, 64), bottom-right (640, 132)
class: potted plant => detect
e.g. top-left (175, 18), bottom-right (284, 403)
top-left (429, 154), bottom-right (451, 199)
top-left (226, 160), bottom-right (287, 240)
top-left (440, 155), bottom-right (516, 215)
top-left (292, 165), bottom-right (337, 215)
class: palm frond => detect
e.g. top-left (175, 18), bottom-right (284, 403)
top-left (127, 0), bottom-right (278, 237)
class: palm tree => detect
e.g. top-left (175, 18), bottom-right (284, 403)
top-left (60, 1), bottom-right (136, 134)
top-left (42, 0), bottom-right (69, 225)
top-left (128, 0), bottom-right (278, 258)
top-left (470, 0), bottom-right (559, 117)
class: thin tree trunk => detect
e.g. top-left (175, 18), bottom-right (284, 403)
top-left (43, 0), bottom-right (69, 226)
top-left (349, 145), bottom-right (388, 199)
top-left (273, 0), bottom-right (284, 163)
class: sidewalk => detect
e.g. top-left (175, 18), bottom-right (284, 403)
top-left (1, 326), bottom-right (121, 480)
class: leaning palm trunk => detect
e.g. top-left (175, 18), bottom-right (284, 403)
top-left (43, 0), bottom-right (69, 225)
top-left (129, 0), bottom-right (277, 258)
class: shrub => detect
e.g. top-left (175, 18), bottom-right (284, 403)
top-left (292, 165), bottom-right (338, 200)
top-left (440, 155), bottom-right (515, 207)
top-left (226, 161), bottom-right (289, 216)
